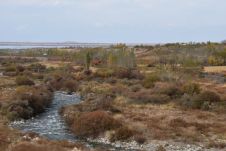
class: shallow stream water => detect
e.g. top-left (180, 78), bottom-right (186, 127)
top-left (10, 91), bottom-right (139, 151)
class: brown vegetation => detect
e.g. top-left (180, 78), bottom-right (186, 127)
top-left (71, 111), bottom-right (121, 137)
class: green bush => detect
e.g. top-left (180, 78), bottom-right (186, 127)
top-left (15, 76), bottom-right (35, 86)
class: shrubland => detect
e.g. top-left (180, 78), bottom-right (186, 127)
top-left (1, 42), bottom-right (226, 150)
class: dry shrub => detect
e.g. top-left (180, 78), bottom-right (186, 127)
top-left (71, 111), bottom-right (121, 137)
top-left (183, 82), bottom-right (201, 95)
top-left (207, 141), bottom-right (226, 149)
top-left (169, 118), bottom-right (188, 128)
top-left (4, 65), bottom-right (16, 72)
top-left (16, 65), bottom-right (26, 72)
top-left (110, 126), bottom-right (135, 142)
top-left (142, 73), bottom-right (160, 88)
top-left (63, 79), bottom-right (78, 93)
top-left (2, 72), bottom-right (17, 76)
top-left (32, 73), bottom-right (44, 80)
top-left (28, 63), bottom-right (46, 72)
top-left (160, 84), bottom-right (183, 98)
top-left (94, 68), bottom-right (114, 78)
top-left (169, 118), bottom-right (209, 133)
top-left (129, 90), bottom-right (170, 104)
top-left (8, 142), bottom-right (69, 151)
top-left (180, 91), bottom-right (222, 110)
top-left (12, 86), bottom-right (53, 118)
top-left (198, 91), bottom-right (221, 103)
top-left (15, 76), bottom-right (35, 86)
top-left (134, 135), bottom-right (146, 144)
top-left (155, 145), bottom-right (166, 151)
top-left (2, 100), bottom-right (33, 120)
top-left (113, 68), bottom-right (143, 79)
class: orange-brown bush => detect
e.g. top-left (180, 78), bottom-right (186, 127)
top-left (71, 111), bottom-right (121, 137)
top-left (113, 68), bottom-right (143, 79)
top-left (110, 126), bottom-right (135, 142)
top-left (63, 79), bottom-right (78, 93)
top-left (15, 76), bottom-right (35, 86)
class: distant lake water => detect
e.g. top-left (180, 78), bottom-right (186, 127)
top-left (0, 45), bottom-right (70, 49)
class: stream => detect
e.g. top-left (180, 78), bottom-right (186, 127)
top-left (10, 92), bottom-right (78, 141)
top-left (10, 91), bottom-right (140, 151)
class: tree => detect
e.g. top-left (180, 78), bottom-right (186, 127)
top-left (85, 52), bottom-right (91, 70)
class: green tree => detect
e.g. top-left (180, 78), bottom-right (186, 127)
top-left (85, 52), bottom-right (91, 70)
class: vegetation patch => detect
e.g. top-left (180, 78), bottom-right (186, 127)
top-left (71, 110), bottom-right (121, 138)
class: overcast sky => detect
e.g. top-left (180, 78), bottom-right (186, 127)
top-left (0, 0), bottom-right (226, 43)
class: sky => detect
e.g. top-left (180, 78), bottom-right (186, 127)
top-left (0, 0), bottom-right (226, 43)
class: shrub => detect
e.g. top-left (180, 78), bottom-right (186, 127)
top-left (183, 83), bottom-right (201, 95)
top-left (16, 65), bottom-right (26, 72)
top-left (198, 91), bottom-right (221, 103)
top-left (15, 76), bottom-right (35, 86)
top-left (134, 135), bottom-right (146, 144)
top-left (113, 68), bottom-right (143, 79)
top-left (63, 80), bottom-right (78, 93)
top-left (9, 142), bottom-right (70, 151)
top-left (71, 111), bottom-right (121, 137)
top-left (4, 65), bottom-right (16, 72)
top-left (32, 73), bottom-right (44, 80)
top-left (28, 63), bottom-right (46, 72)
top-left (15, 86), bottom-right (53, 115)
top-left (129, 90), bottom-right (170, 104)
top-left (155, 145), bottom-right (166, 151)
top-left (3, 101), bottom-right (33, 120)
top-left (2, 72), bottom-right (17, 76)
top-left (142, 73), bottom-right (160, 88)
top-left (160, 85), bottom-right (183, 98)
top-left (110, 126), bottom-right (134, 142)
top-left (130, 84), bottom-right (142, 92)
top-left (180, 91), bottom-right (221, 110)
top-left (94, 68), bottom-right (114, 78)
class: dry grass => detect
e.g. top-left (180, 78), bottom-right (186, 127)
top-left (204, 66), bottom-right (226, 73)
top-left (114, 102), bottom-right (226, 143)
